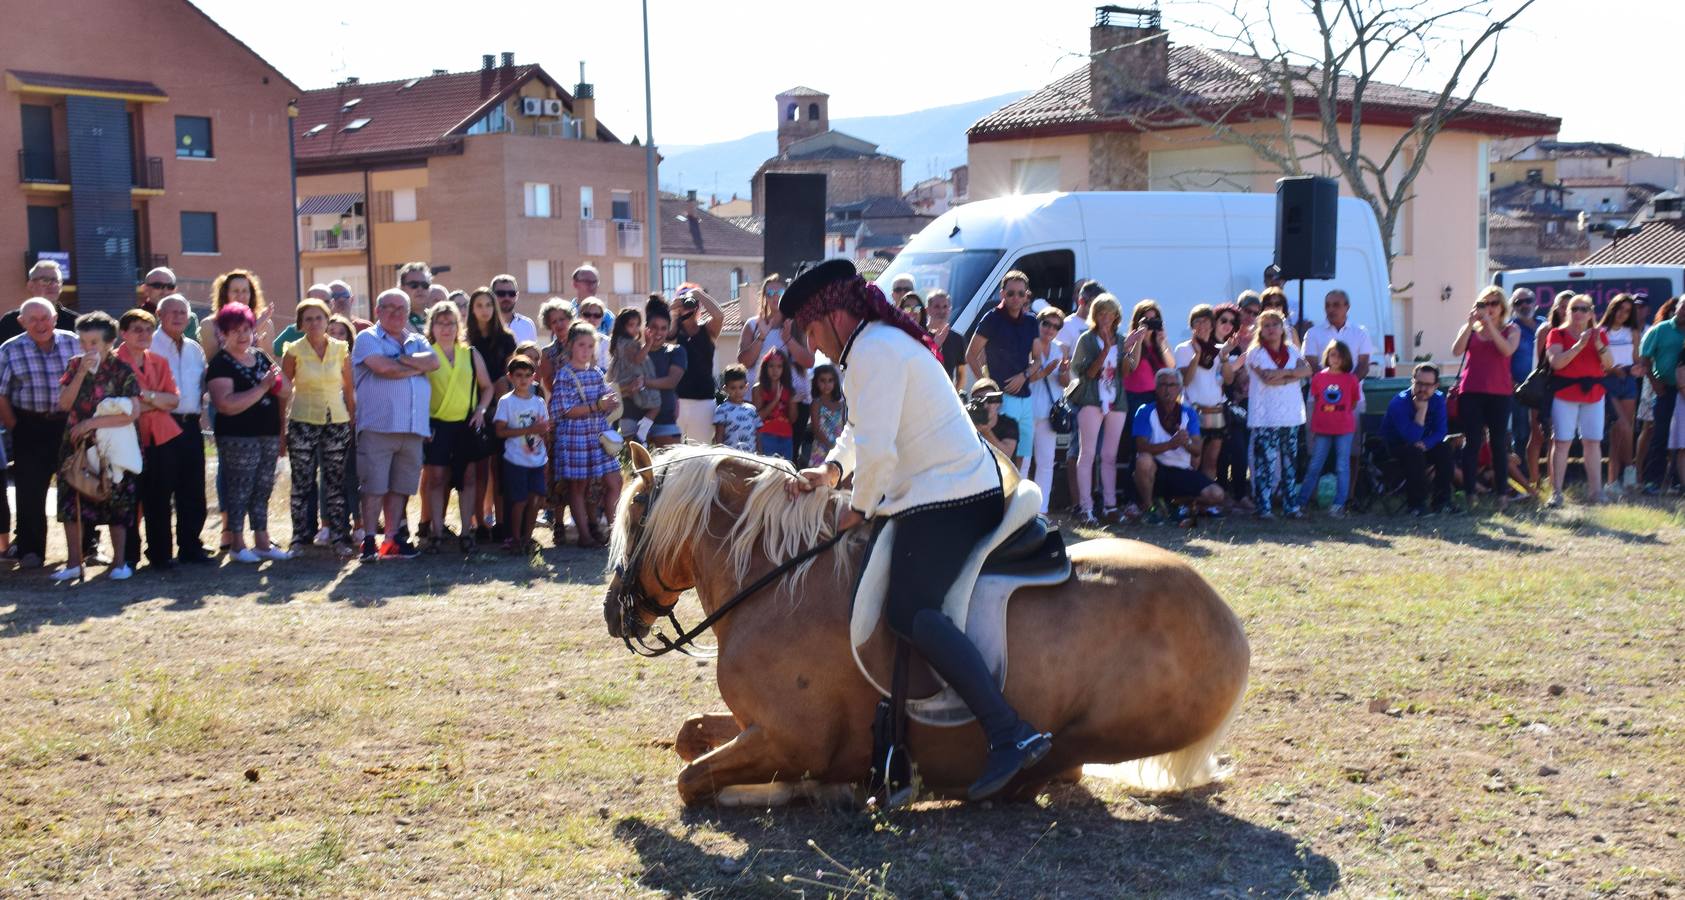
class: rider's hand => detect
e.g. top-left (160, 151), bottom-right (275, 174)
top-left (837, 507), bottom-right (865, 532)
top-left (787, 465), bottom-right (833, 498)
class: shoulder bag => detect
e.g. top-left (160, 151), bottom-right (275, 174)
top-left (1040, 366), bottom-right (1072, 434)
top-left (562, 364), bottom-right (624, 457)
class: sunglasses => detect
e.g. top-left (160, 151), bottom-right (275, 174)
top-left (582, 312), bottom-right (603, 320)
top-left (403, 281), bottom-right (431, 290)
top-left (330, 290), bottom-right (351, 299)
top-left (1040, 321), bottom-right (1061, 329)
top-left (574, 277), bottom-right (599, 285)
top-left (764, 288), bottom-right (785, 297)
top-left (1003, 289), bottom-right (1029, 298)
top-left (494, 289), bottom-right (518, 298)
top-left (146, 281), bottom-right (175, 290)
top-left (1570, 305), bottom-right (1593, 313)
top-left (1217, 317), bottom-right (1238, 326)
top-left (1481, 300), bottom-right (1504, 307)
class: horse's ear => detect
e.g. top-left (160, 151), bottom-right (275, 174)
top-left (628, 441), bottom-right (654, 485)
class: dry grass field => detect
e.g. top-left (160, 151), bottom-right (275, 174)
top-left (2, 483), bottom-right (1682, 897)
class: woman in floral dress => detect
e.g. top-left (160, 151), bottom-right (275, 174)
top-left (55, 312), bottom-right (141, 582)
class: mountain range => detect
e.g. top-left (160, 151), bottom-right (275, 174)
top-left (658, 92), bottom-right (1028, 202)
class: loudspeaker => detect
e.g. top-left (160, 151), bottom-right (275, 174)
top-left (1274, 175), bottom-right (1338, 281)
top-left (763, 173), bottom-right (827, 280)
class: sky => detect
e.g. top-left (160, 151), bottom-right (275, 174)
top-left (195, 0), bottom-right (1685, 156)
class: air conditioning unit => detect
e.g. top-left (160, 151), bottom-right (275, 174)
top-left (542, 99), bottom-right (564, 117)
top-left (521, 97), bottom-right (545, 117)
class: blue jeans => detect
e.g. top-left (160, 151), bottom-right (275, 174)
top-left (1510, 396), bottom-right (1532, 458)
top-left (1299, 431), bottom-right (1353, 508)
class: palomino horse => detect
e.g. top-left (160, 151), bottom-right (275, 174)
top-left (604, 442), bottom-right (1250, 806)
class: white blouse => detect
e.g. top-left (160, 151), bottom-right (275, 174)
top-left (1246, 344), bottom-right (1308, 428)
top-left (1173, 339), bottom-right (1225, 408)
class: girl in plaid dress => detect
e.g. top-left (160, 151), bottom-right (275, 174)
top-left (552, 323), bottom-right (624, 548)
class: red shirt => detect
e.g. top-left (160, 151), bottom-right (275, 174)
top-left (756, 385), bottom-right (792, 437)
top-left (1546, 327), bottom-right (1607, 403)
top-left (1308, 370), bottom-right (1359, 435)
top-left (1457, 323), bottom-right (1517, 396)
top-left (116, 345), bottom-right (184, 448)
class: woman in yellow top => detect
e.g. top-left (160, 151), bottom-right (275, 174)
top-left (281, 299), bottom-right (356, 557)
top-left (421, 301), bottom-right (493, 553)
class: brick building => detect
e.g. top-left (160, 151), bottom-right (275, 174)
top-left (751, 87), bottom-right (903, 215)
top-left (293, 56), bottom-right (651, 314)
top-left (2, 0), bottom-right (298, 314)
top-left (657, 192), bottom-right (760, 370)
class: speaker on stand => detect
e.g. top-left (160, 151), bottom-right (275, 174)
top-left (1274, 175), bottom-right (1339, 329)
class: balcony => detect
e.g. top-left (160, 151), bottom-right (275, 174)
top-left (132, 156), bottom-right (164, 191)
top-left (579, 219), bottom-right (606, 256)
top-left (615, 220), bottom-right (644, 257)
top-left (306, 222), bottom-right (367, 252)
top-left (18, 148), bottom-right (68, 185)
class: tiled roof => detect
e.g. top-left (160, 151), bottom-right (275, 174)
top-left (787, 144), bottom-right (882, 162)
top-left (659, 199), bottom-right (763, 258)
top-left (716, 297), bottom-right (746, 332)
top-left (1580, 219), bottom-right (1685, 266)
top-left (779, 86), bottom-right (827, 97)
top-left (1533, 140), bottom-right (1643, 159)
top-left (970, 45), bottom-right (1559, 141)
top-left (8, 70), bottom-right (166, 98)
top-left (294, 64), bottom-right (616, 163)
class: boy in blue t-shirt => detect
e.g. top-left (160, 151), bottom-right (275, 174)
top-left (712, 364), bottom-right (761, 453)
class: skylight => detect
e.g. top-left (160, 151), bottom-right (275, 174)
top-left (304, 123), bottom-right (327, 137)
top-left (401, 77), bottom-right (421, 90)
top-left (342, 118), bottom-right (371, 132)
top-left (342, 98), bottom-right (362, 112)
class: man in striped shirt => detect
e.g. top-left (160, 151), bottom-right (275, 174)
top-left (0, 299), bottom-right (79, 568)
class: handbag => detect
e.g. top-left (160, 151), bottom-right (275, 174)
top-left (58, 432), bottom-right (113, 502)
top-left (1041, 374), bottom-right (1072, 434)
top-left (1514, 359), bottom-right (1554, 410)
top-left (562, 364), bottom-right (624, 457)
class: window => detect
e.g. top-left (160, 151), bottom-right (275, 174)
top-left (808, 102), bottom-right (820, 121)
top-left (27, 206), bottom-right (61, 252)
top-left (611, 190), bottom-right (633, 221)
top-left (730, 268), bottom-right (743, 301)
top-left (523, 182), bottom-right (552, 218)
top-left (392, 187), bottom-right (417, 222)
top-left (613, 262), bottom-right (634, 295)
top-left (304, 123), bottom-right (327, 137)
top-left (661, 258), bottom-right (687, 294)
top-left (526, 259), bottom-right (552, 294)
top-left (580, 186), bottom-right (594, 220)
top-left (785, 103), bottom-right (797, 121)
top-left (181, 211), bottom-right (218, 254)
top-left (1009, 157), bottom-right (1061, 194)
top-left (465, 104), bottom-right (510, 135)
top-left (341, 98), bottom-right (362, 113)
top-left (342, 118), bottom-right (372, 132)
top-left (175, 115), bottom-right (213, 158)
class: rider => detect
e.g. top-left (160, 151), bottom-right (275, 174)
top-left (783, 259), bottom-right (1053, 800)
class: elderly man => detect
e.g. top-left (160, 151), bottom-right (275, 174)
top-left (396, 261), bottom-right (433, 333)
top-left (966, 270), bottom-right (1039, 472)
top-left (324, 280), bottom-right (373, 332)
top-left (352, 288), bottom-right (438, 560)
top-left (270, 283), bottom-right (334, 354)
top-left (570, 264), bottom-right (613, 335)
top-left (1132, 368), bottom-right (1226, 523)
top-left (0, 261), bottom-right (78, 343)
top-left (491, 273), bottom-right (538, 345)
top-left (0, 299), bottom-right (79, 567)
top-left (1303, 289), bottom-right (1374, 377)
top-left (149, 294), bottom-right (212, 564)
top-left (137, 266), bottom-right (201, 340)
top-left (888, 272), bottom-right (916, 307)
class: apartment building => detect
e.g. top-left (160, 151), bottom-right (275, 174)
top-left (294, 56), bottom-right (652, 312)
top-left (1, 0), bottom-right (298, 313)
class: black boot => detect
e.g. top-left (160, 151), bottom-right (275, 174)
top-left (908, 610), bottom-right (1053, 801)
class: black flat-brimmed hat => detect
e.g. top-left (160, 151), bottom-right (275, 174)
top-left (779, 258), bottom-right (856, 321)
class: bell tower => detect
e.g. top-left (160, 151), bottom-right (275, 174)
top-left (775, 87), bottom-right (829, 155)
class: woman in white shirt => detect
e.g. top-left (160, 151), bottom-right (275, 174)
top-left (1174, 305), bottom-right (1240, 481)
top-left (1064, 295), bottom-right (1127, 525)
top-left (1027, 307), bottom-right (1070, 514)
top-left (1245, 310), bottom-right (1311, 518)
top-left (1599, 294), bottom-right (1643, 493)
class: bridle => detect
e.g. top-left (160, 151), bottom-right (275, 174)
top-left (611, 454), bottom-right (851, 658)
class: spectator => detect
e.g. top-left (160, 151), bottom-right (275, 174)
top-left (888, 273), bottom-right (916, 308)
top-left (0, 261), bottom-right (78, 344)
top-left (898, 291), bottom-right (927, 328)
top-left (968, 379), bottom-right (1017, 459)
top-left (1600, 293), bottom-right (1644, 495)
top-left (200, 268), bottom-right (273, 361)
top-left (1637, 296), bottom-right (1684, 495)
top-left (1027, 307), bottom-right (1068, 514)
top-left (754, 347), bottom-right (797, 459)
top-left (325, 281), bottom-right (372, 332)
top-left (537, 297), bottom-right (576, 398)
top-left (966, 270), bottom-right (1039, 472)
top-left (1545, 294), bottom-right (1614, 507)
top-left (1219, 293), bottom-right (1262, 511)
top-left (927, 289), bottom-right (967, 389)
top-left (269, 283), bottom-right (331, 354)
top-left (420, 301), bottom-right (493, 553)
top-left (640, 298), bottom-right (687, 448)
top-left (0, 298), bottom-right (79, 568)
top-left (1669, 357), bottom-right (1685, 484)
top-left (50, 312), bottom-right (141, 581)
top-left (352, 288), bottom-right (438, 560)
top-left (1175, 304), bottom-right (1238, 484)
top-left (607, 306), bottom-right (651, 440)
top-left (138, 266), bottom-right (201, 339)
top-left (493, 355), bottom-right (550, 553)
top-left (1133, 367), bottom-right (1226, 523)
top-left (808, 363), bottom-right (846, 466)
top-left (713, 364), bottom-right (760, 453)
top-left (396, 262), bottom-right (432, 333)
top-left (1526, 293), bottom-right (1571, 492)
top-left (739, 275), bottom-right (813, 385)
top-left (115, 310), bottom-right (182, 571)
top-left (1122, 299), bottom-right (1173, 418)
top-left (1065, 293), bottom-right (1127, 525)
top-left (550, 322), bottom-right (623, 549)
top-left (1450, 285), bottom-right (1519, 512)
top-left (569, 264), bottom-right (613, 336)
top-left (672, 283), bottom-right (725, 445)
top-left (1381, 363), bottom-right (1454, 517)
top-left (468, 287), bottom-right (517, 541)
top-left (281, 299), bottom-right (355, 557)
top-left (206, 303), bottom-right (290, 564)
top-left (577, 299), bottom-right (613, 370)
top-left (150, 295), bottom-right (212, 565)
top-left (490, 274), bottom-right (538, 345)
top-left (1303, 289), bottom-right (1375, 379)
top-left (1059, 280), bottom-right (1107, 509)
top-left (1298, 341), bottom-right (1359, 516)
top-left (1258, 287), bottom-right (1301, 347)
top-left (325, 314), bottom-right (365, 543)
top-left (1245, 309), bottom-right (1311, 518)
top-left (1507, 288), bottom-right (1540, 458)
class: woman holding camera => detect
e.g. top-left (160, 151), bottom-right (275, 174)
top-left (1450, 286), bottom-right (1519, 512)
top-left (1066, 294), bottom-right (1128, 525)
top-left (1122, 300), bottom-right (1173, 417)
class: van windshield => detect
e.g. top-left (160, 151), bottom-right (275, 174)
top-left (876, 249), bottom-right (1004, 323)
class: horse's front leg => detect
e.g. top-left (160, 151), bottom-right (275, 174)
top-left (677, 724), bottom-right (812, 805)
top-left (674, 712), bottom-right (740, 762)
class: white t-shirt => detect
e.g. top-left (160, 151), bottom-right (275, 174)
top-left (495, 391), bottom-right (549, 467)
top-left (1604, 326), bottom-right (1636, 368)
top-left (1030, 339), bottom-right (1065, 418)
top-left (1056, 315), bottom-right (1089, 359)
top-left (1303, 321), bottom-right (1376, 376)
top-left (1173, 339), bottom-right (1225, 407)
top-left (506, 313), bottom-right (538, 347)
top-left (1246, 344), bottom-right (1308, 428)
top-left (1095, 340), bottom-right (1122, 414)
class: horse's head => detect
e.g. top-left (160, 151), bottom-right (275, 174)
top-left (604, 442), bottom-right (683, 640)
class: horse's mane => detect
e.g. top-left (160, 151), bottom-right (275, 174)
top-left (607, 444), bottom-right (855, 596)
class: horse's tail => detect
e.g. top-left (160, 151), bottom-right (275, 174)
top-left (1082, 673), bottom-right (1247, 793)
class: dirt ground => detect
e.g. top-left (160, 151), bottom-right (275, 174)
top-left (1, 483), bottom-right (1682, 897)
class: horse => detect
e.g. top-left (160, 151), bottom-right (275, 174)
top-left (603, 442), bottom-right (1250, 806)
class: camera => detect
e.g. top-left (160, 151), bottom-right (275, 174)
top-left (1145, 318), bottom-right (1163, 333)
top-left (965, 390), bottom-right (1002, 426)
top-left (678, 289), bottom-right (699, 310)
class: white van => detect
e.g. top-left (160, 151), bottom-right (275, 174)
top-left (1492, 264), bottom-right (1682, 313)
top-left (878, 191), bottom-right (1394, 370)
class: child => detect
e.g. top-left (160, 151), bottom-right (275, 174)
top-left (754, 347), bottom-right (797, 459)
top-left (808, 363), bottom-right (846, 466)
top-left (493, 355), bottom-right (550, 554)
top-left (1298, 340), bottom-right (1359, 516)
top-left (608, 305), bottom-right (658, 442)
top-left (712, 364), bottom-right (761, 453)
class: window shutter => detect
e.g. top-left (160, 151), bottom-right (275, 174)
top-left (414, 187), bottom-right (427, 222)
top-left (549, 259), bottom-right (566, 290)
top-left (373, 191), bottom-right (394, 223)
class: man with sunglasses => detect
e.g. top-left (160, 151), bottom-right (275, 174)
top-left (324, 281), bottom-right (372, 332)
top-left (1506, 288), bottom-right (1539, 458)
top-left (490, 274), bottom-right (537, 345)
top-left (569, 264), bottom-right (613, 336)
top-left (0, 261), bottom-right (79, 344)
top-left (966, 270), bottom-right (1040, 472)
top-left (397, 261), bottom-right (433, 333)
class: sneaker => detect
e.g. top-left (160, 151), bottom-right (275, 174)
top-left (313, 527), bottom-right (331, 546)
top-left (20, 553), bottom-right (44, 570)
top-left (288, 541), bottom-right (310, 556)
top-left (50, 566), bottom-right (83, 582)
top-left (1602, 485), bottom-right (1623, 503)
top-left (1141, 509), bottom-right (1168, 526)
top-left (108, 564), bottom-right (133, 581)
top-left (1074, 510), bottom-right (1100, 527)
top-left (179, 548), bottom-right (214, 565)
top-left (360, 536), bottom-right (378, 560)
top-left (968, 724), bottom-right (1053, 801)
top-left (1203, 506), bottom-right (1225, 519)
top-left (1641, 483), bottom-right (1662, 496)
top-left (85, 551), bottom-right (111, 566)
top-left (230, 548), bottom-right (261, 564)
top-left (255, 546), bottom-right (291, 562)
top-left (1546, 492), bottom-right (1565, 509)
top-left (1285, 508), bottom-right (1306, 519)
top-left (333, 539), bottom-right (358, 559)
top-left (2, 544), bottom-right (18, 560)
top-left (379, 538), bottom-right (420, 560)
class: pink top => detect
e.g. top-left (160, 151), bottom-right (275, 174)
top-left (1124, 338), bottom-right (1169, 393)
top-left (1456, 323), bottom-right (1518, 396)
top-left (1308, 370), bottom-right (1359, 435)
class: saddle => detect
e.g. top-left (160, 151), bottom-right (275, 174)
top-left (850, 448), bottom-right (1072, 727)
